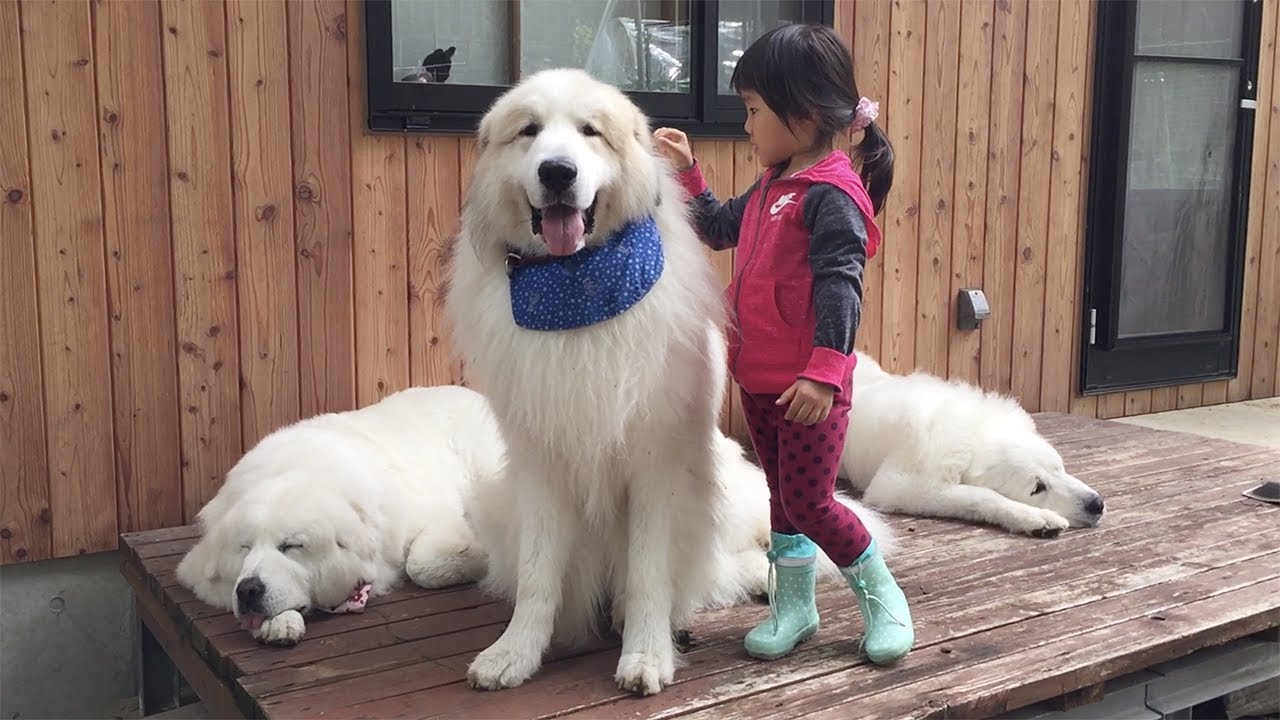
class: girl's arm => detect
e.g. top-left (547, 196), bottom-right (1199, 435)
top-left (675, 161), bottom-right (758, 251)
top-left (798, 184), bottom-right (869, 389)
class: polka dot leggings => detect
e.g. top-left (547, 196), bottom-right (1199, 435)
top-left (741, 387), bottom-right (871, 567)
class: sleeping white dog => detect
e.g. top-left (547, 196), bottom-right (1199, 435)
top-left (175, 386), bottom-right (498, 645)
top-left (840, 352), bottom-right (1105, 537)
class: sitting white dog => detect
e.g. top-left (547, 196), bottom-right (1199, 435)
top-left (445, 67), bottom-right (743, 694)
top-left (840, 352), bottom-right (1105, 537)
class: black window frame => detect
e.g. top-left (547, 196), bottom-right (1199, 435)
top-left (1079, 0), bottom-right (1265, 395)
top-left (363, 0), bottom-right (833, 137)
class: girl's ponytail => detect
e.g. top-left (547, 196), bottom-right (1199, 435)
top-left (854, 121), bottom-right (894, 216)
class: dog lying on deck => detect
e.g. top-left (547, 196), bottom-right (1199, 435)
top-left (175, 386), bottom-right (500, 646)
top-left (840, 352), bottom-right (1106, 537)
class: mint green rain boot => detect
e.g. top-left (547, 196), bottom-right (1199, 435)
top-left (745, 532), bottom-right (821, 660)
top-left (840, 540), bottom-right (914, 664)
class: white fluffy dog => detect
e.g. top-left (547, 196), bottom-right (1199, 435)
top-left (175, 386), bottom-right (499, 646)
top-left (445, 68), bottom-right (747, 695)
top-left (840, 352), bottom-right (1106, 537)
top-left (174, 383), bottom-right (889, 652)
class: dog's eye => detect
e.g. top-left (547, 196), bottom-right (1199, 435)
top-left (1031, 480), bottom-right (1047, 495)
top-left (581, 123), bottom-right (600, 137)
top-left (278, 542), bottom-right (303, 553)
top-left (519, 122), bottom-right (541, 137)
top-left (239, 544), bottom-right (251, 552)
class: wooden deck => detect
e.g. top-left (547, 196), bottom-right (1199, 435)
top-left (120, 413), bottom-right (1280, 719)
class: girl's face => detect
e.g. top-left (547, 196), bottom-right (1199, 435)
top-left (740, 90), bottom-right (810, 167)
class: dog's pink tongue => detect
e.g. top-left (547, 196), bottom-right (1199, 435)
top-left (540, 205), bottom-right (584, 256)
top-left (240, 613), bottom-right (266, 631)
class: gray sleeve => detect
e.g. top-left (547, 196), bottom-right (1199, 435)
top-left (803, 183), bottom-right (868, 355)
top-left (686, 179), bottom-right (759, 251)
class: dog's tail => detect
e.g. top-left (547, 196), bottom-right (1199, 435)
top-left (814, 493), bottom-right (898, 580)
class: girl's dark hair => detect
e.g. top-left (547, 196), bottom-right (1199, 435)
top-left (730, 23), bottom-right (895, 215)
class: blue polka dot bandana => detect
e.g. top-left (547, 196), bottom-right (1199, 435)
top-left (508, 216), bottom-right (665, 332)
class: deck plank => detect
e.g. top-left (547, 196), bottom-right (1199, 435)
top-left (889, 581), bottom-right (1278, 720)
top-left (259, 504), bottom-right (1280, 718)
top-left (234, 453), bottom-right (1276, 704)
top-left (116, 414), bottom-right (1280, 720)
top-left (675, 554), bottom-right (1280, 720)
top-left (330, 513), bottom-right (1279, 720)
top-left (229, 602), bottom-right (514, 677)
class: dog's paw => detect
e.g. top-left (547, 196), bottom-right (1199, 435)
top-left (1019, 509), bottom-right (1070, 538)
top-left (615, 647), bottom-right (674, 695)
top-left (406, 544), bottom-right (485, 589)
top-left (253, 610), bottom-right (306, 646)
top-left (467, 639), bottom-right (541, 691)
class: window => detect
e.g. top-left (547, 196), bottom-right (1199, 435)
top-left (364, 0), bottom-right (832, 136)
top-left (1080, 0), bottom-right (1265, 393)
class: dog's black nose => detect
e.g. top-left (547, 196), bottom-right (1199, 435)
top-left (1085, 494), bottom-right (1105, 515)
top-left (538, 159), bottom-right (577, 193)
top-left (236, 576), bottom-right (266, 609)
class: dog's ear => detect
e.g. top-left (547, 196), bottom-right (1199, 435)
top-left (336, 499), bottom-right (381, 561)
top-left (476, 110), bottom-right (493, 151)
top-left (177, 527), bottom-right (222, 586)
top-left (633, 105), bottom-right (654, 147)
top-left (191, 475), bottom-right (238, 535)
top-left (445, 46), bottom-right (456, 58)
top-left (652, 156), bottom-right (663, 207)
top-left (628, 105), bottom-right (665, 207)
top-left (346, 498), bottom-right (372, 526)
top-left (175, 471), bottom-right (248, 604)
top-left (175, 516), bottom-right (242, 609)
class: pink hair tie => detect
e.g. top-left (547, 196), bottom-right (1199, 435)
top-left (851, 97), bottom-right (879, 132)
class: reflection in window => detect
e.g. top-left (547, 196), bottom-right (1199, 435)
top-left (717, 0), bottom-right (812, 94)
top-left (1118, 65), bottom-right (1238, 338)
top-left (368, 0), bottom-right (832, 134)
top-left (1135, 0), bottom-right (1244, 59)
top-left (391, 1), bottom-right (510, 85)
top-left (390, 0), bottom-right (691, 93)
top-left (528, 1), bottom-right (690, 94)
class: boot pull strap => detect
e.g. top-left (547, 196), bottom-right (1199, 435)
top-left (765, 536), bottom-right (815, 633)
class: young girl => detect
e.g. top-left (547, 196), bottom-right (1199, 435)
top-left (654, 23), bottom-right (913, 664)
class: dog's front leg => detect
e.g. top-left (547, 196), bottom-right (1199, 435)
top-left (616, 460), bottom-right (681, 695)
top-left (467, 467), bottom-right (572, 691)
top-left (943, 485), bottom-right (1070, 537)
top-left (251, 609), bottom-right (306, 646)
top-left (866, 466), bottom-right (1070, 538)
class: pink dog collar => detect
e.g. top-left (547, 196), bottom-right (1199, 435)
top-left (322, 582), bottom-right (372, 614)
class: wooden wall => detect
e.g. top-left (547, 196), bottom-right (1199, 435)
top-left (2, 0), bottom-right (1278, 564)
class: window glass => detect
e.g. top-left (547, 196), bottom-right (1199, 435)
top-left (1136, 0), bottom-right (1244, 59)
top-left (391, 0), bottom-right (510, 85)
top-left (390, 0), bottom-right (692, 93)
top-left (716, 0), bottom-right (813, 94)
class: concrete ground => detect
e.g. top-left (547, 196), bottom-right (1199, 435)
top-left (145, 705), bottom-right (210, 719)
top-left (1112, 397), bottom-right (1280, 449)
top-left (0, 551), bottom-right (138, 720)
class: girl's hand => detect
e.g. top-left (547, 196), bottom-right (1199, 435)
top-left (777, 379), bottom-right (835, 426)
top-left (653, 128), bottom-right (694, 171)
